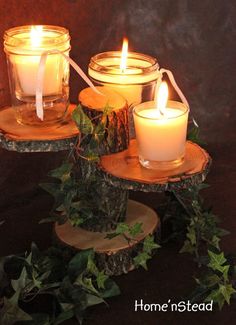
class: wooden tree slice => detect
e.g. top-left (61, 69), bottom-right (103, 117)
top-left (0, 105), bottom-right (79, 152)
top-left (55, 200), bottom-right (160, 275)
top-left (79, 87), bottom-right (129, 154)
top-left (99, 140), bottom-right (212, 192)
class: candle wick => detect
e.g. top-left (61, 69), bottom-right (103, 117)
top-left (160, 109), bottom-right (165, 116)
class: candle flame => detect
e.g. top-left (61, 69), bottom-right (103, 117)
top-left (157, 82), bottom-right (168, 115)
top-left (120, 38), bottom-right (128, 72)
top-left (30, 26), bottom-right (43, 47)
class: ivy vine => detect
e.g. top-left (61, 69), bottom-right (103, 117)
top-left (0, 244), bottom-right (119, 324)
top-left (0, 107), bottom-right (235, 324)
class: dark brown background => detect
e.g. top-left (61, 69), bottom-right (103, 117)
top-left (0, 1), bottom-right (236, 324)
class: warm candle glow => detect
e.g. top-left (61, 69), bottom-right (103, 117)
top-left (30, 26), bottom-right (43, 47)
top-left (157, 81), bottom-right (168, 115)
top-left (120, 38), bottom-right (128, 72)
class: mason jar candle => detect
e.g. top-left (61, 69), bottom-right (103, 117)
top-left (133, 83), bottom-right (189, 170)
top-left (4, 25), bottom-right (71, 126)
top-left (88, 43), bottom-right (160, 137)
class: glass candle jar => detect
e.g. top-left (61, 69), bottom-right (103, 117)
top-left (133, 100), bottom-right (189, 170)
top-left (88, 51), bottom-right (160, 137)
top-left (4, 25), bottom-right (71, 126)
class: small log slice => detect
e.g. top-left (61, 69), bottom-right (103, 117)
top-left (0, 105), bottom-right (79, 152)
top-left (79, 86), bottom-right (129, 155)
top-left (55, 200), bottom-right (160, 276)
top-left (99, 140), bottom-right (212, 192)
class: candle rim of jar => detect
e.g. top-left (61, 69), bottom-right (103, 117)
top-left (133, 100), bottom-right (189, 120)
top-left (4, 25), bottom-right (71, 54)
top-left (89, 51), bottom-right (160, 79)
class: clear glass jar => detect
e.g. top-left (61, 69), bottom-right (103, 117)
top-left (133, 100), bottom-right (189, 170)
top-left (88, 51), bottom-right (160, 137)
top-left (4, 25), bottom-right (71, 126)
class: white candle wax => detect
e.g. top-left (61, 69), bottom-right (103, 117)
top-left (12, 53), bottom-right (63, 97)
top-left (133, 100), bottom-right (189, 163)
top-left (8, 29), bottom-right (69, 99)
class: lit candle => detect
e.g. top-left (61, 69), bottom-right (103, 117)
top-left (108, 38), bottom-right (142, 106)
top-left (88, 41), bottom-right (160, 137)
top-left (10, 26), bottom-right (67, 98)
top-left (4, 25), bottom-right (70, 125)
top-left (133, 82), bottom-right (189, 169)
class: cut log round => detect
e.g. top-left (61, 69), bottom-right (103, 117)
top-left (79, 87), bottom-right (129, 154)
top-left (99, 140), bottom-right (212, 192)
top-left (0, 105), bottom-right (79, 152)
top-left (55, 200), bottom-right (160, 275)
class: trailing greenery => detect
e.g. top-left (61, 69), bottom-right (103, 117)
top-left (133, 235), bottom-right (160, 270)
top-left (40, 112), bottom-right (236, 311)
top-left (106, 223), bottom-right (160, 270)
top-left (1, 109), bottom-right (235, 324)
top-left (72, 104), bottom-right (113, 162)
top-left (0, 244), bottom-right (120, 325)
top-left (163, 183), bottom-right (236, 309)
top-left (40, 104), bottom-right (114, 228)
top-left (194, 250), bottom-right (236, 309)
top-left (40, 162), bottom-right (102, 228)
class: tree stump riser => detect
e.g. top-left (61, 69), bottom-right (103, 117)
top-left (79, 87), bottom-right (129, 155)
top-left (78, 159), bottom-right (129, 232)
top-left (55, 200), bottom-right (160, 275)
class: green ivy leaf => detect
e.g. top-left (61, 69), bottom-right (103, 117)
top-left (94, 123), bottom-right (106, 143)
top-left (72, 105), bottom-right (93, 134)
top-left (115, 223), bottom-right (130, 234)
top-left (105, 223), bottom-right (130, 239)
top-left (49, 163), bottom-right (73, 182)
top-left (96, 271), bottom-right (108, 290)
top-left (68, 249), bottom-right (94, 280)
top-left (39, 183), bottom-right (62, 202)
top-left (207, 250), bottom-right (227, 273)
top-left (75, 275), bottom-right (99, 296)
top-left (69, 214), bottom-right (84, 227)
top-left (0, 296), bottom-right (32, 324)
top-left (217, 228), bottom-right (230, 237)
top-left (205, 284), bottom-right (236, 309)
top-left (11, 265), bottom-right (28, 293)
top-left (87, 255), bottom-right (99, 276)
top-left (100, 278), bottom-right (120, 298)
top-left (133, 252), bottom-right (151, 271)
top-left (205, 287), bottom-right (225, 309)
top-left (219, 284), bottom-right (236, 305)
top-left (180, 239), bottom-right (195, 254)
top-left (222, 265), bottom-right (230, 281)
top-left (129, 223), bottom-right (143, 238)
top-left (186, 224), bottom-right (197, 245)
top-left (204, 274), bottom-right (221, 287)
top-left (210, 235), bottom-right (220, 250)
top-left (143, 235), bottom-right (160, 255)
top-left (85, 293), bottom-right (104, 307)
